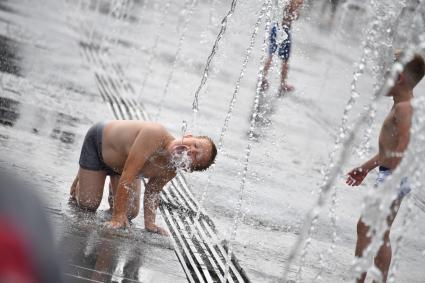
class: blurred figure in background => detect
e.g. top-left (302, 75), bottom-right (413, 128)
top-left (261, 0), bottom-right (304, 95)
top-left (346, 53), bottom-right (425, 283)
top-left (0, 170), bottom-right (63, 283)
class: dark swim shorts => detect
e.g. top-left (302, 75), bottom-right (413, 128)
top-left (79, 122), bottom-right (120, 176)
top-left (268, 23), bottom-right (292, 61)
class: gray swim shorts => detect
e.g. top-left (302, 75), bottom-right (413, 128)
top-left (79, 122), bottom-right (120, 176)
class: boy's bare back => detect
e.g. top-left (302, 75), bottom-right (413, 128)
top-left (102, 121), bottom-right (174, 178)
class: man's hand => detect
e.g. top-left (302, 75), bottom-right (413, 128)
top-left (346, 167), bottom-right (368, 186)
top-left (146, 224), bottom-right (169, 236)
top-left (105, 215), bottom-right (130, 229)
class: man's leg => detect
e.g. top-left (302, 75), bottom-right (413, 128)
top-left (279, 60), bottom-right (294, 93)
top-left (355, 218), bottom-right (370, 283)
top-left (74, 167), bottom-right (107, 211)
top-left (374, 199), bottom-right (401, 282)
top-left (109, 176), bottom-right (141, 220)
top-left (261, 55), bottom-right (273, 91)
top-left (355, 199), bottom-right (401, 283)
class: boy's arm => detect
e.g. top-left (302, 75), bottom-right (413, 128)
top-left (387, 103), bottom-right (412, 169)
top-left (346, 154), bottom-right (379, 186)
top-left (144, 173), bottom-right (175, 235)
top-left (360, 153), bottom-right (380, 172)
top-left (107, 127), bottom-right (163, 228)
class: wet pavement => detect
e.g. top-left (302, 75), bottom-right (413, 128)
top-left (1, 0), bottom-right (425, 282)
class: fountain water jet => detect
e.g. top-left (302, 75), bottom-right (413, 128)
top-left (191, 0), bottom-right (240, 113)
top-left (222, 3), bottom-right (273, 281)
top-left (188, 1), bottom-right (270, 242)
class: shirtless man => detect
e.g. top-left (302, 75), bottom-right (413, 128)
top-left (346, 53), bottom-right (425, 282)
top-left (70, 120), bottom-right (217, 234)
top-left (261, 0), bottom-right (303, 94)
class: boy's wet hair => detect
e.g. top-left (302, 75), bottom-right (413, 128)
top-left (192, 136), bottom-right (217, 172)
top-left (396, 51), bottom-right (425, 88)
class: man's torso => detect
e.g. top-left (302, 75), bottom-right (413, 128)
top-left (378, 102), bottom-right (412, 169)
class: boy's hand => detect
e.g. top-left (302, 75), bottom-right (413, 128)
top-left (346, 167), bottom-right (368, 186)
top-left (146, 224), bottom-right (169, 236)
top-left (105, 216), bottom-right (129, 229)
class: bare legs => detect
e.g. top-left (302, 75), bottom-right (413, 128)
top-left (70, 167), bottom-right (106, 211)
top-left (261, 56), bottom-right (273, 91)
top-left (69, 168), bottom-right (141, 220)
top-left (355, 199), bottom-right (401, 283)
top-left (279, 60), bottom-right (294, 93)
top-left (261, 56), bottom-right (293, 93)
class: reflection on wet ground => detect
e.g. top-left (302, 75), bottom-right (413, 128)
top-left (56, 209), bottom-right (183, 283)
top-left (0, 34), bottom-right (21, 75)
top-left (0, 96), bottom-right (19, 126)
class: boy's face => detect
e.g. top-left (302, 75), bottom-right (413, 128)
top-left (171, 136), bottom-right (212, 171)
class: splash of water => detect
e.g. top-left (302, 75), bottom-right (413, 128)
top-left (181, 120), bottom-right (188, 137)
top-left (170, 150), bottom-right (192, 173)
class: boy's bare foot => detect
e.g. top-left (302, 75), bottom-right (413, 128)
top-left (105, 216), bottom-right (130, 229)
top-left (278, 84), bottom-right (294, 96)
top-left (146, 225), bottom-right (169, 236)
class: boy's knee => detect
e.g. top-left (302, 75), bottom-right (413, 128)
top-left (77, 197), bottom-right (101, 212)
